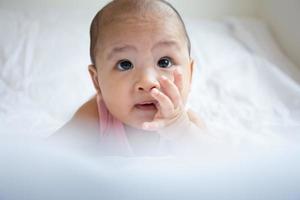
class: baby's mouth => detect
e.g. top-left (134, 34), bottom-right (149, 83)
top-left (135, 101), bottom-right (158, 111)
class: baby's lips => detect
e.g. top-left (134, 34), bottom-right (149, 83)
top-left (134, 99), bottom-right (159, 109)
top-left (136, 100), bottom-right (158, 106)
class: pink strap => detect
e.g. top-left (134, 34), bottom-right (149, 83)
top-left (96, 95), bottom-right (133, 156)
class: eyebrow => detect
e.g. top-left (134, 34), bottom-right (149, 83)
top-left (106, 40), bottom-right (181, 60)
top-left (107, 45), bottom-right (137, 60)
top-left (152, 40), bottom-right (181, 51)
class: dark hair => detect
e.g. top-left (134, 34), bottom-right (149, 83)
top-left (89, 0), bottom-right (191, 65)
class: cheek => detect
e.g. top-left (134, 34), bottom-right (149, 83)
top-left (99, 77), bottom-right (134, 121)
top-left (99, 75), bottom-right (132, 100)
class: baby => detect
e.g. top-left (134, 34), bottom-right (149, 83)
top-left (54, 0), bottom-right (206, 156)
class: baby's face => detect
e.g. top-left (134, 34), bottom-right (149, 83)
top-left (91, 15), bottom-right (193, 129)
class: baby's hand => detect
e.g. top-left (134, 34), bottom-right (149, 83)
top-left (142, 68), bottom-right (189, 132)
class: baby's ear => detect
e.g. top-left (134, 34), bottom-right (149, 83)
top-left (88, 65), bottom-right (101, 95)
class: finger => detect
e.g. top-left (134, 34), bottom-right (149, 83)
top-left (150, 88), bottom-right (174, 117)
top-left (173, 68), bottom-right (184, 95)
top-left (142, 120), bottom-right (165, 131)
top-left (159, 76), bottom-right (181, 108)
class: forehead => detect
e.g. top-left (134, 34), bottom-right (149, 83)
top-left (98, 14), bottom-right (186, 50)
top-left (104, 16), bottom-right (181, 37)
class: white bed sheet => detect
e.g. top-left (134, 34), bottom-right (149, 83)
top-left (1, 136), bottom-right (300, 200)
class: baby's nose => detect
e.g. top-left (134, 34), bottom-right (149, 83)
top-left (135, 69), bottom-right (160, 93)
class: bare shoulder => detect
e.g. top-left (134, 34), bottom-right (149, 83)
top-left (72, 95), bottom-right (99, 123)
top-left (50, 95), bottom-right (99, 140)
top-left (187, 109), bottom-right (206, 129)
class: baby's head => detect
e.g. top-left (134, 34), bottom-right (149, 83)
top-left (88, 0), bottom-right (194, 129)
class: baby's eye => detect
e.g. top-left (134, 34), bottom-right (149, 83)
top-left (157, 57), bottom-right (173, 68)
top-left (116, 59), bottom-right (133, 71)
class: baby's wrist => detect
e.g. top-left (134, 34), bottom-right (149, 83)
top-left (157, 111), bottom-right (191, 141)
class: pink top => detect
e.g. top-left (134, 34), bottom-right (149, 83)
top-left (96, 95), bottom-right (134, 156)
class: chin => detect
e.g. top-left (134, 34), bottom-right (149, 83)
top-left (126, 109), bottom-right (156, 128)
top-left (135, 110), bottom-right (156, 120)
top-left (127, 118), bottom-right (152, 130)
